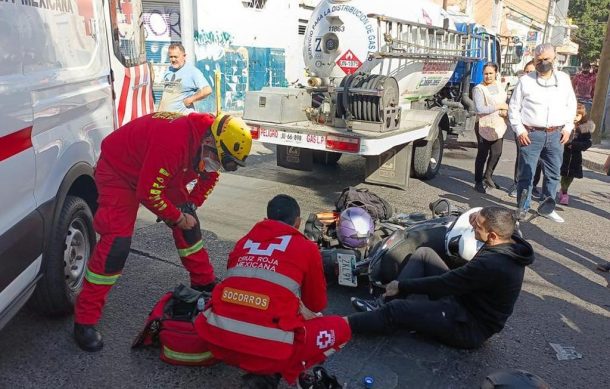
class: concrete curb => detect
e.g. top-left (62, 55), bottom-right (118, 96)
top-left (582, 157), bottom-right (608, 174)
top-left (582, 139), bottom-right (610, 174)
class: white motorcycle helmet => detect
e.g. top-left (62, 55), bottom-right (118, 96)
top-left (445, 207), bottom-right (483, 261)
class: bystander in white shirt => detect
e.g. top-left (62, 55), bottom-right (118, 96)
top-left (508, 70), bottom-right (577, 136)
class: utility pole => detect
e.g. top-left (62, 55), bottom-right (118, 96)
top-left (491, 0), bottom-right (505, 35)
top-left (443, 0), bottom-right (448, 10)
top-left (180, 0), bottom-right (195, 65)
top-left (542, 0), bottom-right (557, 43)
top-left (465, 0), bottom-right (474, 17)
top-left (591, 14), bottom-right (610, 143)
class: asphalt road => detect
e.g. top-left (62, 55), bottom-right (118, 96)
top-left (1, 139), bottom-right (609, 389)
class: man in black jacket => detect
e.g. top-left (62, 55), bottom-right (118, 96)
top-left (348, 206), bottom-right (534, 349)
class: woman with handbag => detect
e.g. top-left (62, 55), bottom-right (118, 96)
top-left (472, 63), bottom-right (509, 193)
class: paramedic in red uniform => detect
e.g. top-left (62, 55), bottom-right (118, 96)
top-left (195, 195), bottom-right (351, 389)
top-left (73, 111), bottom-right (252, 352)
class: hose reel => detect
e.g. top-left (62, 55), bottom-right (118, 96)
top-left (336, 74), bottom-right (400, 130)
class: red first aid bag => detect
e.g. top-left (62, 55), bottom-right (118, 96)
top-left (132, 284), bottom-right (217, 366)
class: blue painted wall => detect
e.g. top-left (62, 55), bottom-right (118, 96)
top-left (144, 23), bottom-right (288, 112)
top-left (195, 46), bottom-right (288, 113)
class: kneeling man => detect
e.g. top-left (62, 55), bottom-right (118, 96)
top-left (196, 195), bottom-right (350, 388)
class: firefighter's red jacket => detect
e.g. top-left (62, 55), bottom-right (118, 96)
top-left (196, 219), bottom-right (327, 360)
top-left (99, 112), bottom-right (219, 223)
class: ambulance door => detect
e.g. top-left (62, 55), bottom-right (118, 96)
top-left (26, 1), bottom-right (114, 203)
top-left (0, 5), bottom-right (39, 313)
top-left (106, 0), bottom-right (154, 127)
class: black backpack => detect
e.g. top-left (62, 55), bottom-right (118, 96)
top-left (335, 187), bottom-right (393, 221)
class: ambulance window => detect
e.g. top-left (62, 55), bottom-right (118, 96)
top-left (110, 0), bottom-right (146, 67)
top-left (0, 13), bottom-right (23, 76)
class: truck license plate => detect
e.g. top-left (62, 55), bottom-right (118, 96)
top-left (256, 127), bottom-right (326, 150)
top-left (337, 252), bottom-right (357, 287)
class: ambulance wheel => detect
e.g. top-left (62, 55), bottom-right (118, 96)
top-left (30, 196), bottom-right (95, 315)
top-left (313, 150), bottom-right (342, 165)
top-left (412, 130), bottom-right (443, 180)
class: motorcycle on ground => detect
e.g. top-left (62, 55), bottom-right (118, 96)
top-left (316, 197), bottom-right (556, 291)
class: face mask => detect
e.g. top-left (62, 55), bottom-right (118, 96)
top-left (536, 60), bottom-right (553, 73)
top-left (202, 157), bottom-right (222, 172)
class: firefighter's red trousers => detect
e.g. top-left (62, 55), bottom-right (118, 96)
top-left (208, 316), bottom-right (351, 384)
top-left (74, 159), bottom-right (215, 325)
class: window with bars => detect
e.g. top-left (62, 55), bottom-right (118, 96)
top-left (298, 19), bottom-right (308, 35)
top-left (242, 0), bottom-right (267, 9)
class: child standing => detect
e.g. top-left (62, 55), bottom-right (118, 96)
top-left (557, 103), bottom-right (595, 205)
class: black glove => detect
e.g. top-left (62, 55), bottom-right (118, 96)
top-left (178, 202), bottom-right (197, 216)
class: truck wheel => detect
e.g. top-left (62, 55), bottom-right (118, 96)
top-left (313, 150), bottom-right (342, 165)
top-left (30, 196), bottom-right (95, 315)
top-left (412, 130), bottom-right (443, 179)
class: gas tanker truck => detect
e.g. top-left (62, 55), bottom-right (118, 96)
top-left (243, 0), bottom-right (500, 189)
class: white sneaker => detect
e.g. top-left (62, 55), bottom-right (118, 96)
top-left (544, 210), bottom-right (564, 223)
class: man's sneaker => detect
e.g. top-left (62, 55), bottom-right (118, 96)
top-left (507, 184), bottom-right (517, 198)
top-left (350, 297), bottom-right (382, 312)
top-left (474, 182), bottom-right (486, 194)
top-left (240, 373), bottom-right (281, 389)
top-left (74, 323), bottom-right (104, 352)
top-left (596, 262), bottom-right (610, 272)
top-left (558, 192), bottom-right (569, 205)
top-left (544, 210), bottom-right (564, 223)
top-left (298, 366), bottom-right (343, 389)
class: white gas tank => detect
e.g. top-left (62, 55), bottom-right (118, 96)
top-left (303, 0), bottom-right (459, 100)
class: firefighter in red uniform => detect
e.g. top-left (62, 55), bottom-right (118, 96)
top-left (195, 195), bottom-right (351, 389)
top-left (74, 111), bottom-right (252, 352)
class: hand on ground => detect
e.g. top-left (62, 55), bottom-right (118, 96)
top-left (383, 280), bottom-right (400, 298)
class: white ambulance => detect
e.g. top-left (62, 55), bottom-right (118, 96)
top-left (0, 0), bottom-right (153, 330)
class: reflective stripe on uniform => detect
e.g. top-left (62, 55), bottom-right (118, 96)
top-left (85, 269), bottom-right (120, 285)
top-left (162, 345), bottom-right (213, 363)
top-left (178, 240), bottom-right (204, 257)
top-left (226, 267), bottom-right (301, 297)
top-left (203, 309), bottom-right (294, 344)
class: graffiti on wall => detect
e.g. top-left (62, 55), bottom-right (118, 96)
top-left (194, 29), bottom-right (288, 112)
top-left (143, 4), bottom-right (181, 103)
top-left (143, 4), bottom-right (181, 63)
top-left (142, 17), bottom-right (288, 111)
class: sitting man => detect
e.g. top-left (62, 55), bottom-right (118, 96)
top-left (349, 206), bottom-right (534, 349)
top-left (195, 195), bottom-right (350, 389)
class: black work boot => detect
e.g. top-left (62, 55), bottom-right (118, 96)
top-left (240, 373), bottom-right (281, 389)
top-left (74, 323), bottom-right (104, 352)
top-left (298, 366), bottom-right (343, 389)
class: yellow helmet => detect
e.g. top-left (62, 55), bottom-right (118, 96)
top-left (210, 114), bottom-right (252, 171)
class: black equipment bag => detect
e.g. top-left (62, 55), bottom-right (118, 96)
top-left (335, 187), bottom-right (393, 221)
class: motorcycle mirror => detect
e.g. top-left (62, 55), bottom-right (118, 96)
top-left (536, 197), bottom-right (556, 217)
top-left (429, 199), bottom-right (450, 216)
